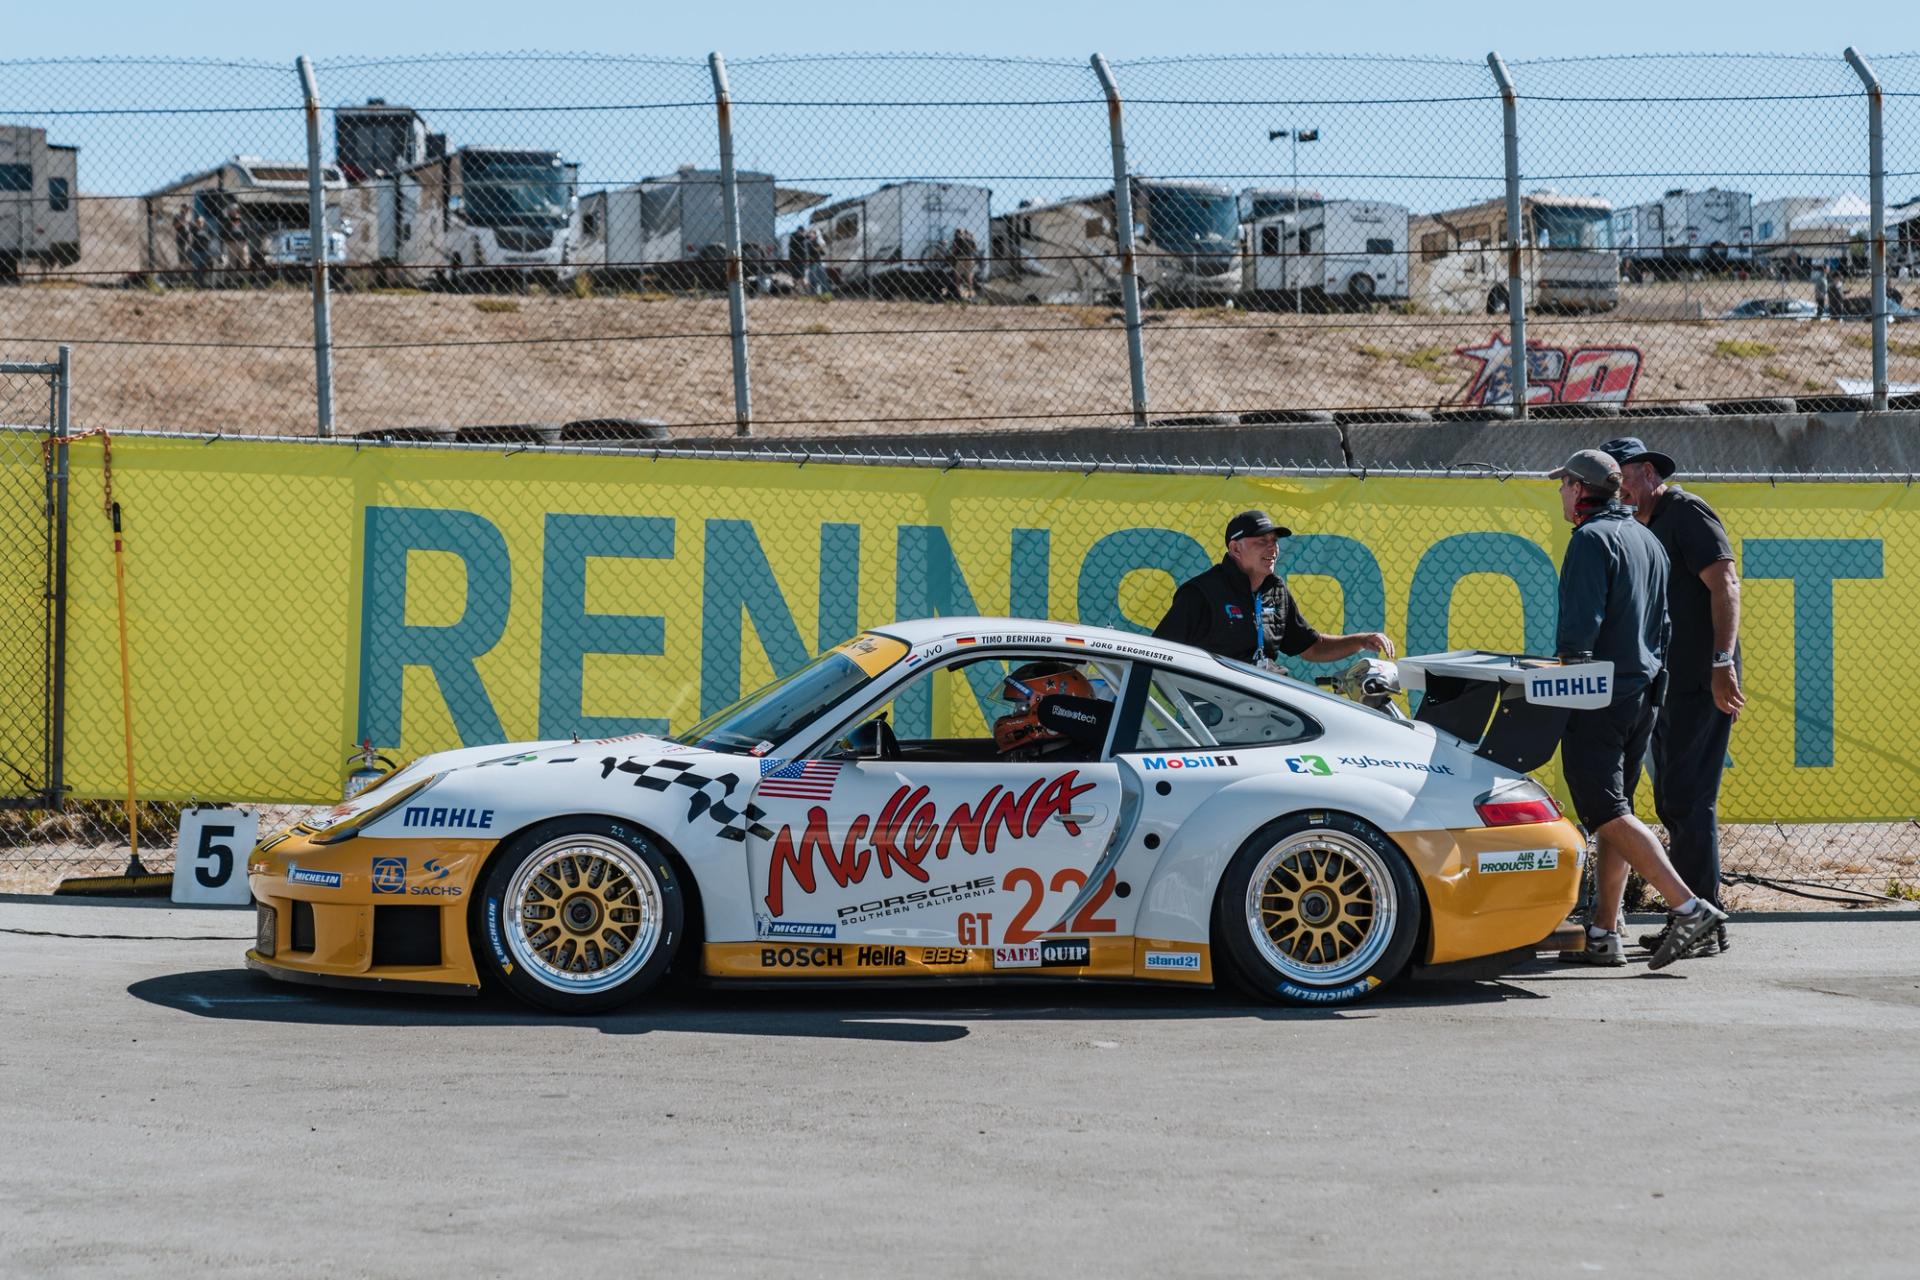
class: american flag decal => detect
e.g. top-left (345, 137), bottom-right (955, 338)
top-left (758, 759), bottom-right (843, 801)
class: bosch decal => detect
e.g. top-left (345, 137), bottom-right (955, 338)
top-left (763, 772), bottom-right (1094, 916)
top-left (1141, 754), bottom-right (1239, 771)
top-left (760, 945), bottom-right (844, 969)
top-left (371, 857), bottom-right (407, 895)
top-left (287, 863), bottom-right (342, 889)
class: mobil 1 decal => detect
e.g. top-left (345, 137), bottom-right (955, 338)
top-left (748, 764), bottom-right (1120, 943)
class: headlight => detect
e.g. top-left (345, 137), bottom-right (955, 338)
top-left (308, 774), bottom-right (441, 845)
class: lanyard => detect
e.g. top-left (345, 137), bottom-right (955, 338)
top-left (1254, 595), bottom-right (1265, 658)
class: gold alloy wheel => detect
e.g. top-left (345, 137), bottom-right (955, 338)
top-left (1244, 830), bottom-right (1398, 985)
top-left (503, 834), bottom-right (662, 994)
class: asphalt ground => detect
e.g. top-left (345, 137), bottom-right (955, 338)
top-left (2, 898), bottom-right (1916, 1279)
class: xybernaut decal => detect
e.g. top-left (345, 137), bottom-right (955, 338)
top-left (1475, 848), bottom-right (1560, 874)
top-left (763, 771), bottom-right (1096, 916)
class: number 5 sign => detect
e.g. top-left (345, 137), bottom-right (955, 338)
top-left (170, 807), bottom-right (260, 906)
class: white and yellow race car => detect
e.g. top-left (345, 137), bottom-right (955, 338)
top-left (247, 618), bottom-right (1599, 1012)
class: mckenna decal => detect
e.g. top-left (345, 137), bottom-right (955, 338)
top-left (286, 863), bottom-right (341, 889)
top-left (834, 876), bottom-right (996, 926)
top-left (371, 857), bottom-right (407, 895)
top-left (1336, 755), bottom-right (1454, 776)
top-left (1143, 950), bottom-right (1201, 971)
top-left (759, 920), bottom-right (838, 940)
top-left (1141, 754), bottom-right (1239, 771)
top-left (763, 772), bottom-right (1095, 917)
top-left (1475, 848), bottom-right (1561, 875)
top-left (401, 805), bottom-right (495, 831)
top-left (1286, 755), bottom-right (1333, 776)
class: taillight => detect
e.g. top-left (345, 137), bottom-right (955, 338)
top-left (1475, 777), bottom-right (1562, 827)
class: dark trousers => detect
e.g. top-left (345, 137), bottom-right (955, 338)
top-left (1651, 687), bottom-right (1734, 906)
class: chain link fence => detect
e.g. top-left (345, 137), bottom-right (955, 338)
top-left (0, 417), bottom-right (1914, 908)
top-left (3, 51), bottom-right (1920, 437)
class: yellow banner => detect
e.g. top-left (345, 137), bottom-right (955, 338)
top-left (27, 434), bottom-right (1915, 821)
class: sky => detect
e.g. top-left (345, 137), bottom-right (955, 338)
top-left (4, 0), bottom-right (1914, 230)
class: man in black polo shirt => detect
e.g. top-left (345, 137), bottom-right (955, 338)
top-left (1152, 509), bottom-right (1394, 668)
top-left (1602, 436), bottom-right (1743, 958)
top-left (1550, 449), bottom-right (1726, 970)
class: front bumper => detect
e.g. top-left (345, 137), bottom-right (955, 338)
top-left (246, 828), bottom-right (495, 994)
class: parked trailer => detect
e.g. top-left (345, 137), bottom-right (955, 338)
top-left (809, 182), bottom-right (991, 296)
top-left (141, 155), bottom-right (347, 282)
top-left (572, 167), bottom-right (825, 289)
top-left (1410, 191), bottom-right (1618, 315)
top-left (1753, 196), bottom-right (1831, 275)
top-left (985, 178), bottom-right (1241, 307)
top-left (1615, 187), bottom-right (1754, 279)
top-left (355, 147), bottom-right (578, 289)
top-left (0, 125), bottom-right (79, 279)
top-left (1243, 200), bottom-right (1409, 310)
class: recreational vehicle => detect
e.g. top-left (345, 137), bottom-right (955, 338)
top-left (572, 168), bottom-right (825, 289)
top-left (1243, 200), bottom-right (1409, 310)
top-left (987, 178), bottom-right (1241, 307)
top-left (1240, 187), bottom-right (1322, 222)
top-left (142, 155), bottom-right (348, 281)
top-left (0, 125), bottom-right (79, 278)
top-left (1410, 191), bottom-right (1618, 314)
top-left (1614, 188), bottom-right (1754, 278)
top-left (808, 182), bottom-right (991, 296)
top-left (361, 146), bottom-right (578, 288)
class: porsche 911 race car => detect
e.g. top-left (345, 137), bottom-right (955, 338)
top-left (246, 618), bottom-right (1604, 1012)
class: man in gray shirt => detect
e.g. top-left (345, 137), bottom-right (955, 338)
top-left (1549, 449), bottom-right (1727, 971)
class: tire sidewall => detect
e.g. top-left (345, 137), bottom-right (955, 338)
top-left (473, 816), bottom-right (684, 1014)
top-left (1212, 812), bottom-right (1422, 1007)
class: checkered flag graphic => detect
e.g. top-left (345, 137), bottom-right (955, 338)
top-left (598, 756), bottom-right (774, 843)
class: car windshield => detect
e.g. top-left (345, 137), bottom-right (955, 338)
top-left (464, 153), bottom-right (570, 228)
top-left (1533, 203), bottom-right (1613, 250)
top-left (1143, 184), bottom-right (1239, 248)
top-left (673, 633), bottom-right (910, 753)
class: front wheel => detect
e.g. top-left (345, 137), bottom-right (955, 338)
top-left (1212, 813), bottom-right (1422, 1006)
top-left (474, 817), bottom-right (684, 1013)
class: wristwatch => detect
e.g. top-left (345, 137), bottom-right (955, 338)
top-left (1711, 650), bottom-right (1735, 668)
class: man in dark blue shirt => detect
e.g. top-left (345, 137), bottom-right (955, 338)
top-left (1549, 449), bottom-right (1727, 971)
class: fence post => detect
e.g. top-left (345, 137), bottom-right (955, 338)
top-left (1487, 53), bottom-right (1528, 419)
top-left (296, 56), bottom-right (336, 437)
top-left (50, 345), bottom-right (71, 807)
top-left (1845, 47), bottom-right (1888, 413)
top-left (709, 52), bottom-right (754, 436)
top-left (1090, 53), bottom-right (1149, 427)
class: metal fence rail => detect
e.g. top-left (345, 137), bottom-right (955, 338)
top-left (2, 50), bottom-right (1918, 438)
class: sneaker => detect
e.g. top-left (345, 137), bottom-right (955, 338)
top-left (1639, 917), bottom-right (1728, 957)
top-left (1636, 916), bottom-right (1675, 952)
top-left (1649, 901), bottom-right (1729, 970)
top-left (1559, 929), bottom-right (1626, 967)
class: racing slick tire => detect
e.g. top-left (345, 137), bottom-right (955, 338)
top-left (473, 816), bottom-right (685, 1014)
top-left (1212, 812), bottom-right (1422, 1007)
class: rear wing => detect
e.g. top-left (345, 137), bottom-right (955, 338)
top-left (1378, 650), bottom-right (1615, 773)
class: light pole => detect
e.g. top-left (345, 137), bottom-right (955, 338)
top-left (1268, 128), bottom-right (1319, 313)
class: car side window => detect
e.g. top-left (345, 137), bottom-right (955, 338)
top-left (833, 652), bottom-right (1127, 765)
top-left (1128, 668), bottom-right (1313, 751)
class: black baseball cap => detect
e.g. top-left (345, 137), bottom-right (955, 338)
top-left (1226, 509), bottom-right (1292, 542)
top-left (1598, 436), bottom-right (1677, 479)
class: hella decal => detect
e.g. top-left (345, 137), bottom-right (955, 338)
top-left (1141, 754), bottom-right (1239, 771)
top-left (286, 863), bottom-right (341, 889)
top-left (401, 806), bottom-right (496, 831)
top-left (764, 772), bottom-right (1094, 917)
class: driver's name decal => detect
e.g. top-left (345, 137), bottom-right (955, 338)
top-left (765, 771), bottom-right (1096, 916)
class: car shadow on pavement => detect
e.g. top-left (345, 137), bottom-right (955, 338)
top-left (128, 964), bottom-right (1544, 1042)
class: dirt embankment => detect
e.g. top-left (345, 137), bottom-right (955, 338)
top-left (1, 276), bottom-right (1908, 437)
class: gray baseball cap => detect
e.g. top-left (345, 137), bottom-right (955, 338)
top-left (1547, 449), bottom-right (1621, 489)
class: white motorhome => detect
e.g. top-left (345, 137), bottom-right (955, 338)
top-left (1410, 191), bottom-right (1619, 314)
top-left (0, 125), bottom-right (79, 278)
top-left (360, 146), bottom-right (578, 288)
top-left (987, 178), bottom-right (1242, 307)
top-left (1243, 200), bottom-right (1409, 310)
top-left (142, 155), bottom-right (348, 280)
top-left (1240, 186), bottom-right (1322, 222)
top-left (808, 182), bottom-right (991, 296)
top-left (572, 167), bottom-right (825, 289)
top-left (1614, 187), bottom-right (1754, 279)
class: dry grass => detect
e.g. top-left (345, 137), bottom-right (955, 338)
top-left (1713, 338), bottom-right (1778, 359)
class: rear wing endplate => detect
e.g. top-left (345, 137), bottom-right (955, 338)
top-left (1393, 650), bottom-right (1615, 773)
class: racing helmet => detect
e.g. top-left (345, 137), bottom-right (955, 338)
top-left (993, 661), bottom-right (1096, 754)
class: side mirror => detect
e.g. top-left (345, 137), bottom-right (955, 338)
top-left (832, 718), bottom-right (886, 761)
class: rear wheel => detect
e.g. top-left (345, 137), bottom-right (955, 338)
top-left (1212, 813), bottom-right (1421, 1006)
top-left (474, 817), bottom-right (683, 1013)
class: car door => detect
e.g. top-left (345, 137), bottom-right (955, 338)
top-left (745, 648), bottom-right (1129, 973)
